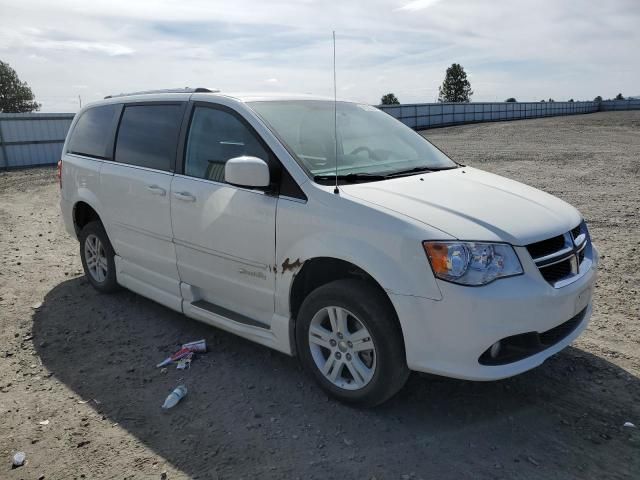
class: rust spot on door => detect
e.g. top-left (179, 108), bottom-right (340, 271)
top-left (281, 257), bottom-right (303, 274)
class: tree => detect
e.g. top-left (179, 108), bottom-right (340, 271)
top-left (437, 63), bottom-right (473, 103)
top-left (568, 98), bottom-right (574, 102)
top-left (0, 61), bottom-right (40, 113)
top-left (615, 93), bottom-right (624, 100)
top-left (594, 95), bottom-right (603, 102)
top-left (548, 98), bottom-right (555, 103)
top-left (380, 93), bottom-right (400, 105)
top-left (505, 97), bottom-right (516, 102)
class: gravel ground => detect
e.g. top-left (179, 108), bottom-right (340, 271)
top-left (1, 111), bottom-right (639, 479)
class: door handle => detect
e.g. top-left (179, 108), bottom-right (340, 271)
top-left (173, 191), bottom-right (196, 202)
top-left (146, 185), bottom-right (166, 196)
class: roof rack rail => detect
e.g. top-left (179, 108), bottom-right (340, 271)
top-left (104, 87), bottom-right (219, 99)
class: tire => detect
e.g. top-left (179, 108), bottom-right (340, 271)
top-left (296, 279), bottom-right (409, 407)
top-left (79, 221), bottom-right (119, 293)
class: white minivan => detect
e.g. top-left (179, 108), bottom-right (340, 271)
top-left (59, 88), bottom-right (598, 406)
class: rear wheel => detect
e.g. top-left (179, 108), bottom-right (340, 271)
top-left (79, 221), bottom-right (119, 293)
top-left (296, 279), bottom-right (409, 406)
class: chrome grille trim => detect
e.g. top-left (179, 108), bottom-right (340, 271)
top-left (531, 242), bottom-right (573, 264)
top-left (527, 221), bottom-right (592, 288)
top-left (530, 233), bottom-right (573, 265)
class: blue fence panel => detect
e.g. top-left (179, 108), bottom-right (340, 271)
top-left (377, 100), bottom-right (618, 130)
top-left (599, 99), bottom-right (640, 111)
top-left (0, 113), bottom-right (74, 168)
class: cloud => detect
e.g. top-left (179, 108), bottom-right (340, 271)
top-left (0, 0), bottom-right (637, 111)
top-left (0, 27), bottom-right (134, 57)
top-left (396, 0), bottom-right (442, 12)
top-left (30, 39), bottom-right (134, 56)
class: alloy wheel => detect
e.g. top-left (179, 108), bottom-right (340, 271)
top-left (308, 306), bottom-right (376, 390)
top-left (84, 233), bottom-right (108, 283)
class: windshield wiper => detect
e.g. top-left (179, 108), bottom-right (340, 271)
top-left (314, 173), bottom-right (387, 184)
top-left (386, 165), bottom-right (458, 178)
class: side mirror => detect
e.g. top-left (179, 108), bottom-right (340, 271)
top-left (224, 156), bottom-right (270, 188)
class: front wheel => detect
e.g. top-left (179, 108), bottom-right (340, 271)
top-left (296, 279), bottom-right (409, 407)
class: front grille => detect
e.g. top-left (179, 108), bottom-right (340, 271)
top-left (539, 258), bottom-right (573, 282)
top-left (571, 224), bottom-right (582, 239)
top-left (478, 307), bottom-right (587, 366)
top-left (526, 222), bottom-right (590, 287)
top-left (526, 234), bottom-right (565, 259)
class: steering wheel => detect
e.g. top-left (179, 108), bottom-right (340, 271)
top-left (349, 146), bottom-right (375, 158)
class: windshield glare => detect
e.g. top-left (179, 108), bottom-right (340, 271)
top-left (248, 100), bottom-right (456, 180)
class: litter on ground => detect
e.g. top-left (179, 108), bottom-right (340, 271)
top-left (12, 451), bottom-right (26, 468)
top-left (162, 385), bottom-right (187, 409)
top-left (156, 339), bottom-right (207, 368)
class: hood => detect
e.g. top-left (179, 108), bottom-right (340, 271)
top-left (341, 167), bottom-right (582, 245)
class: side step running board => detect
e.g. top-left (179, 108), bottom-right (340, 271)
top-left (191, 299), bottom-right (269, 330)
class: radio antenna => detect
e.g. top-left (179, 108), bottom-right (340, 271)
top-left (332, 30), bottom-right (339, 195)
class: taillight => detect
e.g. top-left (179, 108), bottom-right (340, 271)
top-left (57, 160), bottom-right (62, 189)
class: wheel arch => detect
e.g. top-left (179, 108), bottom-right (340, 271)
top-left (287, 256), bottom-right (403, 356)
top-left (72, 200), bottom-right (102, 236)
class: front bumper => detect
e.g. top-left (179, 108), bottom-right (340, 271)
top-left (390, 245), bottom-right (598, 381)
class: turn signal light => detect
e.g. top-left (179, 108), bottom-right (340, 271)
top-left (423, 242), bottom-right (450, 275)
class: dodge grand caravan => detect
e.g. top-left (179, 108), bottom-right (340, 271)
top-left (59, 88), bottom-right (598, 406)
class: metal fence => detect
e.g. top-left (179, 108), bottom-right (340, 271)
top-left (599, 99), bottom-right (640, 111)
top-left (378, 99), bottom-right (640, 130)
top-left (0, 113), bottom-right (74, 169)
top-left (378, 101), bottom-right (601, 129)
top-left (1, 99), bottom-right (640, 169)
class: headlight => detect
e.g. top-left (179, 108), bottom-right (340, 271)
top-left (423, 241), bottom-right (523, 286)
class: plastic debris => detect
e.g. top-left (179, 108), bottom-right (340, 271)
top-left (623, 421), bottom-right (636, 428)
top-left (12, 451), bottom-right (26, 468)
top-left (156, 347), bottom-right (192, 368)
top-left (182, 339), bottom-right (207, 353)
top-left (156, 339), bottom-right (207, 367)
top-left (162, 385), bottom-right (187, 409)
top-left (38, 420), bottom-right (49, 425)
top-left (526, 456), bottom-right (540, 466)
top-left (176, 353), bottom-right (193, 370)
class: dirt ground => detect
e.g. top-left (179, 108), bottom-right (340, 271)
top-left (1, 111), bottom-right (639, 479)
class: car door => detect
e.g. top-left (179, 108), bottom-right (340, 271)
top-left (100, 102), bottom-right (185, 310)
top-left (170, 102), bottom-right (277, 326)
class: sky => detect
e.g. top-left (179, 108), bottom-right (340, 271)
top-left (0, 0), bottom-right (638, 112)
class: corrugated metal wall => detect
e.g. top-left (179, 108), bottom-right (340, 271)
top-left (378, 101), bottom-right (601, 129)
top-left (0, 113), bottom-right (74, 169)
top-left (378, 99), bottom-right (640, 130)
top-left (599, 99), bottom-right (640, 111)
top-left (1, 99), bottom-right (639, 169)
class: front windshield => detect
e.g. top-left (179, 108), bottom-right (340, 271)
top-left (248, 100), bottom-right (456, 180)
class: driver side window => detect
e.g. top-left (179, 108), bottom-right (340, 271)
top-left (184, 106), bottom-right (269, 183)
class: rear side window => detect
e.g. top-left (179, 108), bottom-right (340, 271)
top-left (67, 105), bottom-right (119, 159)
top-left (184, 106), bottom-right (269, 182)
top-left (115, 104), bottom-right (183, 171)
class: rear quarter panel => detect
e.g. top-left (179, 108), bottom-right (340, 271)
top-left (60, 153), bottom-right (105, 236)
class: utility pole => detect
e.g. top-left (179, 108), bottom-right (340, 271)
top-left (78, 95), bottom-right (82, 109)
